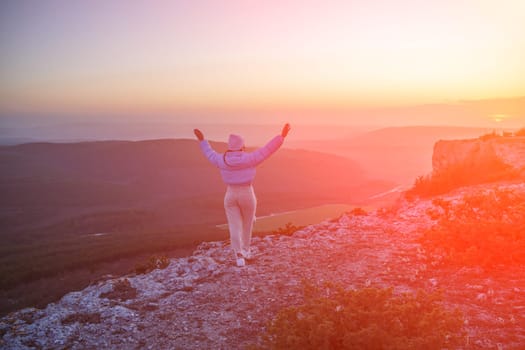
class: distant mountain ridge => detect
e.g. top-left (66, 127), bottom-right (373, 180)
top-left (0, 138), bottom-right (388, 234)
top-left (1, 126), bottom-right (498, 237)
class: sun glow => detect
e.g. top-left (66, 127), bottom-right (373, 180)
top-left (491, 114), bottom-right (509, 123)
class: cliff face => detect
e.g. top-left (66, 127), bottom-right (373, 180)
top-left (432, 136), bottom-right (525, 174)
top-left (1, 183), bottom-right (525, 349)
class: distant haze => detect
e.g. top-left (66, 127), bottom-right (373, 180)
top-left (1, 119), bottom-right (515, 147)
top-left (0, 122), bottom-right (372, 146)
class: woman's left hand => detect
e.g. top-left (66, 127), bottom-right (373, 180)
top-left (281, 123), bottom-right (291, 138)
top-left (194, 129), bottom-right (204, 141)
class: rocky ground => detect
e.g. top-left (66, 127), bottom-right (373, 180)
top-left (1, 183), bottom-right (524, 349)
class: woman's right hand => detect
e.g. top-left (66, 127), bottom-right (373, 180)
top-left (194, 129), bottom-right (204, 141)
top-left (281, 123), bottom-right (291, 138)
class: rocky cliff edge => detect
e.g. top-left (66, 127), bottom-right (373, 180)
top-left (433, 136), bottom-right (525, 175)
top-left (1, 182), bottom-right (525, 349)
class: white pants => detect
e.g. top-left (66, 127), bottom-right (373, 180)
top-left (224, 185), bottom-right (257, 257)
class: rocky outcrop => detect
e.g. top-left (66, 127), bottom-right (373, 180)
top-left (1, 183), bottom-right (525, 349)
top-left (433, 136), bottom-right (525, 175)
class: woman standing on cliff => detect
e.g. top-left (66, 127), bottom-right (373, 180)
top-left (194, 124), bottom-right (291, 267)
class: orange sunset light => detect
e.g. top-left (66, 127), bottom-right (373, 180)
top-left (1, 2), bottom-right (525, 348)
top-left (0, 0), bottom-right (524, 126)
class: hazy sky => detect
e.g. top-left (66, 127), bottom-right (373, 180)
top-left (1, 0), bottom-right (524, 127)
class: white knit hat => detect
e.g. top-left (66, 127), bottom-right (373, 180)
top-left (228, 134), bottom-right (244, 150)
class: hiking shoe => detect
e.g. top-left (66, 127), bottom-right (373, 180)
top-left (236, 257), bottom-right (245, 267)
top-left (241, 249), bottom-right (253, 260)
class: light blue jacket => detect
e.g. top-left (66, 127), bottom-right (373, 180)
top-left (199, 135), bottom-right (284, 185)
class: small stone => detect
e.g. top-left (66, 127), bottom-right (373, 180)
top-left (476, 293), bottom-right (487, 302)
